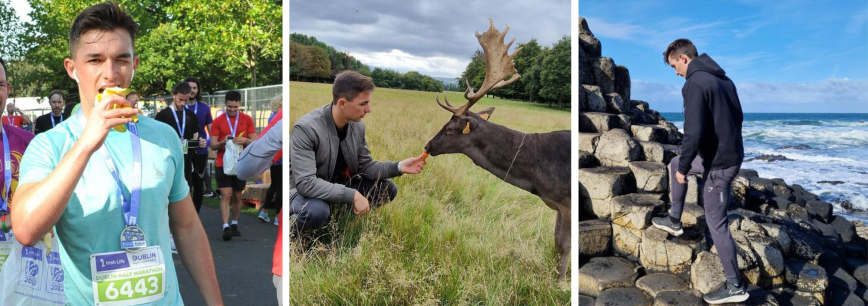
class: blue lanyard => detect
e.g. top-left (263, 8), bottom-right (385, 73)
top-left (171, 107), bottom-right (186, 139)
top-left (186, 102), bottom-right (198, 116)
top-left (0, 126), bottom-right (10, 213)
top-left (226, 113), bottom-right (239, 136)
top-left (50, 114), bottom-right (63, 127)
top-left (77, 109), bottom-right (142, 227)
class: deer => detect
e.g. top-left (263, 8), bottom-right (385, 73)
top-left (423, 19), bottom-right (572, 281)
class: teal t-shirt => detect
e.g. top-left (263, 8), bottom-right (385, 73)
top-left (19, 113), bottom-right (189, 305)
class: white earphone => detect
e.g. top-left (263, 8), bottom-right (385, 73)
top-left (72, 69), bottom-right (79, 83)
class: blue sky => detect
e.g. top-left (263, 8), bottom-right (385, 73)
top-left (580, 0), bottom-right (868, 113)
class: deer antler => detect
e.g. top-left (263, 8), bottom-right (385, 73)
top-left (437, 18), bottom-right (522, 116)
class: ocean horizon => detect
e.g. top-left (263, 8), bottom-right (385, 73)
top-left (660, 112), bottom-right (868, 223)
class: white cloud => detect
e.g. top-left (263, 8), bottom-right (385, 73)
top-left (350, 49), bottom-right (469, 77)
top-left (582, 17), bottom-right (643, 39)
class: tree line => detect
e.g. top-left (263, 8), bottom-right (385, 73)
top-left (290, 32), bottom-right (570, 109)
top-left (456, 35), bottom-right (571, 109)
top-left (290, 33), bottom-right (444, 93)
top-left (0, 0), bottom-right (282, 103)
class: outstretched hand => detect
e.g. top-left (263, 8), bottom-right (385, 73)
top-left (399, 155), bottom-right (427, 174)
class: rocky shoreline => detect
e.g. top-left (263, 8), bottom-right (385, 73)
top-left (578, 17), bottom-right (868, 306)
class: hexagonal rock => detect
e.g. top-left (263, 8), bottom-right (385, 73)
top-left (579, 166), bottom-right (634, 201)
top-left (681, 203), bottom-right (705, 228)
top-left (595, 129), bottom-right (641, 167)
top-left (635, 273), bottom-right (689, 298)
top-left (631, 125), bottom-right (668, 142)
top-left (595, 287), bottom-right (651, 306)
top-left (685, 175), bottom-right (703, 205)
top-left (580, 112), bottom-right (619, 133)
top-left (579, 219), bottom-right (612, 258)
top-left (652, 291), bottom-right (703, 306)
top-left (612, 223), bottom-right (643, 259)
top-left (806, 200), bottom-right (833, 223)
top-left (591, 57), bottom-right (616, 96)
top-left (611, 193), bottom-right (665, 230)
top-left (744, 233), bottom-right (785, 278)
top-left (616, 114), bottom-right (632, 132)
top-left (759, 223), bottom-right (791, 256)
top-left (629, 161), bottom-right (668, 193)
top-left (661, 144), bottom-right (680, 165)
top-left (578, 295), bottom-right (596, 306)
top-left (606, 93), bottom-right (629, 114)
top-left (828, 288), bottom-right (865, 306)
top-left (855, 262), bottom-right (868, 287)
top-left (579, 132), bottom-right (601, 154)
top-left (614, 65), bottom-right (631, 102)
top-left (657, 122), bottom-right (682, 145)
top-left (579, 150), bottom-right (599, 168)
top-left (784, 260), bottom-right (828, 293)
top-left (579, 17), bottom-right (601, 57)
top-left (691, 251), bottom-right (726, 294)
top-left (637, 140), bottom-right (665, 163)
top-left (640, 226), bottom-right (706, 276)
top-left (830, 216), bottom-right (857, 243)
top-left (582, 85), bottom-right (607, 112)
top-left (578, 257), bottom-right (640, 297)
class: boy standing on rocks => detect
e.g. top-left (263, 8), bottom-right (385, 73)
top-left (651, 38), bottom-right (747, 304)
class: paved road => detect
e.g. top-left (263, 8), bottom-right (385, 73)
top-left (173, 205), bottom-right (280, 306)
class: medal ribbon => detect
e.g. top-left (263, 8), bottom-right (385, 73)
top-left (0, 125), bottom-right (11, 213)
top-left (226, 112), bottom-right (239, 137)
top-left (50, 113), bottom-right (63, 127)
top-left (171, 107), bottom-right (186, 140)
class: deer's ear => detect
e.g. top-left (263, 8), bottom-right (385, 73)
top-left (462, 122), bottom-right (471, 134)
top-left (477, 107), bottom-right (495, 121)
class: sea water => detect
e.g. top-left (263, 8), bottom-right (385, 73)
top-left (661, 113), bottom-right (868, 223)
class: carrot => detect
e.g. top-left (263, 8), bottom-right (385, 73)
top-left (421, 151), bottom-right (429, 162)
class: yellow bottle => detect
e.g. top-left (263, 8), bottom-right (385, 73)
top-left (95, 87), bottom-right (142, 132)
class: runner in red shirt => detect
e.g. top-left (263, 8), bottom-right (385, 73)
top-left (210, 90), bottom-right (257, 241)
top-left (3, 102), bottom-right (30, 128)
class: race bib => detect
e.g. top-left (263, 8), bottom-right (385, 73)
top-left (90, 246), bottom-right (165, 306)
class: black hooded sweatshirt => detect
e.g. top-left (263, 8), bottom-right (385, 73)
top-left (678, 53), bottom-right (744, 175)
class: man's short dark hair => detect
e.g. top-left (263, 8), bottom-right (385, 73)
top-left (172, 81), bottom-right (191, 95)
top-left (332, 70), bottom-right (374, 105)
top-left (48, 90), bottom-right (65, 102)
top-left (183, 77), bottom-right (202, 101)
top-left (69, 2), bottom-right (138, 57)
top-left (0, 57), bottom-right (6, 78)
top-left (225, 90), bottom-right (241, 102)
top-left (663, 38), bottom-right (698, 65)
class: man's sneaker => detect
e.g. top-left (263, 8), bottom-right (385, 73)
top-left (258, 210), bottom-right (271, 223)
top-left (203, 190), bottom-right (214, 197)
top-left (703, 281), bottom-right (749, 304)
top-left (651, 216), bottom-right (684, 236)
top-left (274, 217), bottom-right (279, 226)
top-left (231, 224), bottom-right (241, 236)
top-left (222, 227), bottom-right (232, 241)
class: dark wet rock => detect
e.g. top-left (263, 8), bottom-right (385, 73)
top-left (769, 197), bottom-right (792, 210)
top-left (770, 287), bottom-right (821, 306)
top-left (784, 260), bottom-right (828, 293)
top-left (818, 180), bottom-right (846, 185)
top-left (578, 257), bottom-right (640, 297)
top-left (806, 201), bottom-right (833, 223)
top-left (579, 17), bottom-right (601, 57)
top-left (781, 222), bottom-right (825, 262)
top-left (595, 287), bottom-right (651, 306)
top-left (854, 259), bottom-right (868, 287)
top-left (845, 242), bottom-right (867, 259)
top-left (779, 144), bottom-right (812, 150)
top-left (830, 216), bottom-right (858, 242)
top-left (579, 295), bottom-right (596, 306)
top-left (830, 265), bottom-right (860, 292)
top-left (812, 219), bottom-right (839, 239)
top-left (747, 154), bottom-right (794, 162)
top-left (827, 284), bottom-right (866, 306)
top-left (739, 169), bottom-right (759, 178)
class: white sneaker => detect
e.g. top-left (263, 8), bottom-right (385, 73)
top-left (274, 217), bottom-right (279, 226)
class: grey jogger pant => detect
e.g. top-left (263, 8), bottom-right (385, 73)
top-left (669, 155), bottom-right (741, 282)
top-left (289, 178), bottom-right (398, 232)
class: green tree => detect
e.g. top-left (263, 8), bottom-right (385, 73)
top-left (308, 46), bottom-right (331, 82)
top-left (540, 35), bottom-right (570, 109)
top-left (513, 39), bottom-right (543, 101)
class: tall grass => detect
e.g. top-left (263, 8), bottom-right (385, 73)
top-left (289, 82), bottom-right (571, 305)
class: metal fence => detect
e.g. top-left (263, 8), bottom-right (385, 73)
top-left (144, 84), bottom-right (282, 135)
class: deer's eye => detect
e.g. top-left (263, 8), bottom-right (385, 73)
top-left (446, 127), bottom-right (455, 135)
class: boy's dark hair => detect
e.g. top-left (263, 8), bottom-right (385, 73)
top-left (225, 90), bottom-right (242, 102)
top-left (48, 90), bottom-right (65, 102)
top-left (183, 77), bottom-right (202, 101)
top-left (69, 2), bottom-right (138, 57)
top-left (172, 81), bottom-right (192, 95)
top-left (663, 38), bottom-right (698, 65)
top-left (332, 70), bottom-right (375, 105)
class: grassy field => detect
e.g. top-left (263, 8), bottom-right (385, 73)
top-left (289, 81), bottom-right (571, 305)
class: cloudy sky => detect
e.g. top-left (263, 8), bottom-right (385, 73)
top-left (289, 0), bottom-right (571, 79)
top-left (581, 0), bottom-right (868, 113)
